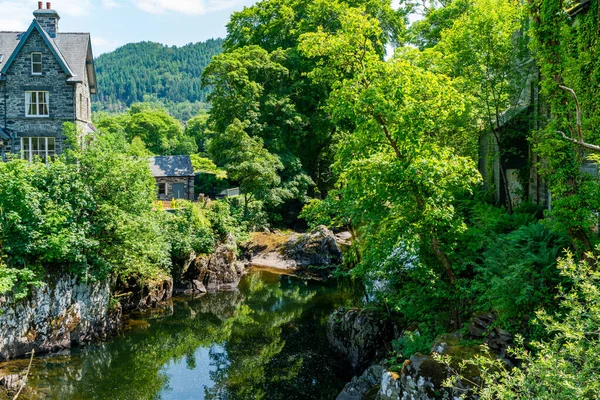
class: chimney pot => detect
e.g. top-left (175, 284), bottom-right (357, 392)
top-left (38, 2), bottom-right (43, 9)
top-left (46, 2), bottom-right (51, 9)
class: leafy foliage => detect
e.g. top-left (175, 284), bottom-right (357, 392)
top-left (472, 223), bottom-right (569, 323)
top-left (440, 251), bottom-right (600, 399)
top-left (0, 123), bottom-right (229, 296)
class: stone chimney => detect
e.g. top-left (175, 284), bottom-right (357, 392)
top-left (33, 2), bottom-right (60, 38)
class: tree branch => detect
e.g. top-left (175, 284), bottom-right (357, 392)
top-left (556, 86), bottom-right (600, 152)
top-left (558, 131), bottom-right (600, 152)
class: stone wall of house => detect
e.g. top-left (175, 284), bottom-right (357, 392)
top-left (156, 176), bottom-right (195, 201)
top-left (75, 65), bottom-right (92, 125)
top-left (0, 274), bottom-right (121, 361)
top-left (0, 29), bottom-right (76, 156)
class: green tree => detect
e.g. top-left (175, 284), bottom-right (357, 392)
top-left (527, 0), bottom-right (600, 255)
top-left (209, 119), bottom-right (283, 215)
top-left (204, 0), bottom-right (404, 200)
top-left (185, 113), bottom-right (210, 153)
top-left (300, 8), bottom-right (480, 323)
top-left (125, 104), bottom-right (188, 155)
top-left (430, 0), bottom-right (529, 213)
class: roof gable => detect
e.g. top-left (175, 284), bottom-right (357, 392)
top-left (0, 19), bottom-right (73, 77)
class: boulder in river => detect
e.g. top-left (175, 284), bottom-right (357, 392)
top-left (182, 233), bottom-right (246, 292)
top-left (378, 354), bottom-right (448, 400)
top-left (284, 225), bottom-right (344, 268)
top-left (327, 308), bottom-right (394, 373)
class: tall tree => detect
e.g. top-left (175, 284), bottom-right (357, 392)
top-left (208, 119), bottom-right (283, 214)
top-left (300, 8), bottom-right (480, 323)
top-left (204, 0), bottom-right (404, 200)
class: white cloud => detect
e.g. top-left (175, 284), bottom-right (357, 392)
top-left (0, 0), bottom-right (94, 31)
top-left (92, 36), bottom-right (122, 54)
top-left (130, 0), bottom-right (250, 15)
top-left (101, 0), bottom-right (120, 8)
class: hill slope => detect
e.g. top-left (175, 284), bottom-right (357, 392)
top-left (93, 39), bottom-right (223, 120)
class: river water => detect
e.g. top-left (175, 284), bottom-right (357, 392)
top-left (2, 270), bottom-right (363, 400)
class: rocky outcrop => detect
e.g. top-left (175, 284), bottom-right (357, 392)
top-left (468, 313), bottom-right (514, 362)
top-left (374, 316), bottom-right (515, 399)
top-left (285, 225), bottom-right (344, 268)
top-left (327, 308), bottom-right (394, 373)
top-left (381, 354), bottom-right (449, 399)
top-left (247, 226), bottom-right (345, 274)
top-left (337, 364), bottom-right (384, 400)
top-left (0, 274), bottom-right (121, 361)
top-left (180, 233), bottom-right (246, 292)
top-left (117, 274), bottom-right (173, 311)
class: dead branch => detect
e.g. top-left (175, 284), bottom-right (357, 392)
top-left (558, 131), bottom-right (600, 152)
top-left (557, 86), bottom-right (600, 152)
top-left (12, 349), bottom-right (34, 400)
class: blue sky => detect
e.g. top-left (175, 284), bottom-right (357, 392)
top-left (0, 0), bottom-right (259, 55)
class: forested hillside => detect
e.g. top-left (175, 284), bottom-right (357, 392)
top-left (93, 40), bottom-right (223, 120)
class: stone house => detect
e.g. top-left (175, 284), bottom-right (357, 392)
top-left (149, 156), bottom-right (195, 201)
top-left (0, 2), bottom-right (97, 161)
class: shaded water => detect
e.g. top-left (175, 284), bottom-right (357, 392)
top-left (2, 270), bottom-right (363, 399)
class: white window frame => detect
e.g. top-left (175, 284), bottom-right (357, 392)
top-left (25, 91), bottom-right (49, 118)
top-left (21, 137), bottom-right (56, 162)
top-left (31, 52), bottom-right (42, 75)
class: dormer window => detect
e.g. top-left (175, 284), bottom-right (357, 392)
top-left (31, 52), bottom-right (42, 75)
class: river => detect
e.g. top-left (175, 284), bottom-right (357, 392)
top-left (1, 270), bottom-right (363, 399)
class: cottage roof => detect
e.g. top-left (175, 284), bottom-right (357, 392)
top-left (0, 20), bottom-right (97, 93)
top-left (149, 156), bottom-right (195, 178)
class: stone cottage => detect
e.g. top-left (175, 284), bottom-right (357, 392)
top-left (149, 155), bottom-right (195, 201)
top-left (0, 2), bottom-right (97, 161)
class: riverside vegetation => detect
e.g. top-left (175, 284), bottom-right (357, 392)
top-left (1, 0), bottom-right (600, 398)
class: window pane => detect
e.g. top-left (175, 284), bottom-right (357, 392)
top-left (48, 138), bottom-right (55, 152)
top-left (22, 138), bottom-right (29, 151)
top-left (40, 103), bottom-right (48, 115)
top-left (32, 53), bottom-right (41, 63)
top-left (32, 63), bottom-right (42, 74)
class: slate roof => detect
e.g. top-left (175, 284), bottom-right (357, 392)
top-left (149, 156), bottom-right (195, 178)
top-left (0, 20), bottom-right (97, 92)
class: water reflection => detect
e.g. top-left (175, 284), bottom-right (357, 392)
top-left (7, 270), bottom-right (361, 399)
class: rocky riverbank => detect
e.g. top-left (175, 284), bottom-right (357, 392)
top-left (0, 275), bottom-right (121, 362)
top-left (329, 309), bottom-right (515, 400)
top-left (0, 234), bottom-right (249, 363)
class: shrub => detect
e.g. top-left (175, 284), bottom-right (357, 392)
top-left (440, 251), bottom-right (600, 399)
top-left (472, 223), bottom-right (569, 323)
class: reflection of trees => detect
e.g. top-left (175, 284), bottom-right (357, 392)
top-left (21, 271), bottom-right (361, 400)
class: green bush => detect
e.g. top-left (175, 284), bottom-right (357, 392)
top-left (473, 223), bottom-right (569, 324)
top-left (0, 123), bottom-right (226, 296)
